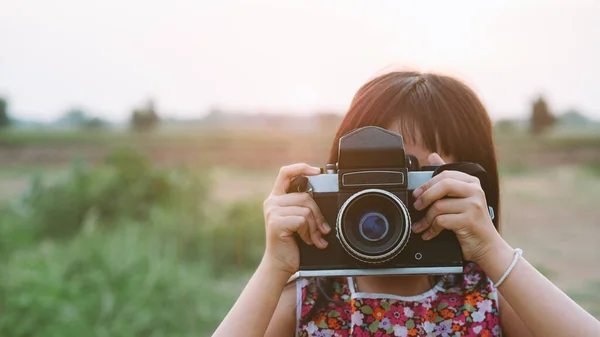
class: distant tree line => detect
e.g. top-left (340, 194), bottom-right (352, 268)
top-left (0, 97), bottom-right (9, 129)
top-left (0, 93), bottom-right (595, 134)
top-left (0, 95), bottom-right (163, 132)
top-left (56, 108), bottom-right (107, 129)
top-left (495, 94), bottom-right (595, 135)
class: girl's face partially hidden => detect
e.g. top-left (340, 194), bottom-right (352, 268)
top-left (387, 122), bottom-right (455, 167)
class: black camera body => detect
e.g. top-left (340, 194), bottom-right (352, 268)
top-left (289, 126), bottom-right (494, 278)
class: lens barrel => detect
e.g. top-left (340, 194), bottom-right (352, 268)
top-left (336, 189), bottom-right (411, 263)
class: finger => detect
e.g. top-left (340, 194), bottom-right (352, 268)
top-left (277, 206), bottom-right (325, 247)
top-left (421, 213), bottom-right (464, 240)
top-left (282, 214), bottom-right (328, 249)
top-left (413, 170), bottom-right (479, 199)
top-left (276, 193), bottom-right (330, 234)
top-left (414, 178), bottom-right (476, 211)
top-left (428, 152), bottom-right (446, 165)
top-left (278, 215), bottom-right (312, 244)
top-left (412, 199), bottom-right (463, 233)
top-left (271, 164), bottom-right (321, 196)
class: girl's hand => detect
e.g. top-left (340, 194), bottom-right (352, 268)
top-left (261, 163), bottom-right (331, 276)
top-left (411, 153), bottom-right (499, 263)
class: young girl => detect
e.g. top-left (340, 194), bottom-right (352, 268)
top-left (212, 71), bottom-right (600, 337)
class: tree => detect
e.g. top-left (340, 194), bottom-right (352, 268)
top-left (130, 99), bottom-right (160, 131)
top-left (0, 97), bottom-right (10, 129)
top-left (55, 108), bottom-right (88, 127)
top-left (83, 117), bottom-right (108, 129)
top-left (530, 95), bottom-right (555, 135)
top-left (560, 109), bottom-right (590, 126)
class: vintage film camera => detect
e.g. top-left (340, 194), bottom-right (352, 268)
top-left (288, 126), bottom-right (494, 278)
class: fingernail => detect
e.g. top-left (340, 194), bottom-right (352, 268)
top-left (412, 221), bottom-right (422, 233)
top-left (311, 167), bottom-right (321, 173)
top-left (413, 187), bottom-right (423, 199)
top-left (422, 232), bottom-right (432, 240)
top-left (322, 222), bottom-right (331, 233)
top-left (319, 237), bottom-right (328, 248)
top-left (413, 198), bottom-right (423, 210)
top-left (306, 237), bottom-right (313, 245)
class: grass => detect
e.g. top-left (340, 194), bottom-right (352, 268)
top-left (0, 148), bottom-right (266, 336)
top-left (568, 281), bottom-right (600, 318)
top-left (0, 221), bottom-right (253, 337)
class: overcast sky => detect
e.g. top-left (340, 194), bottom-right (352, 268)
top-left (1, 0), bottom-right (599, 122)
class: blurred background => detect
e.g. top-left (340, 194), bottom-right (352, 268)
top-left (1, 0), bottom-right (599, 336)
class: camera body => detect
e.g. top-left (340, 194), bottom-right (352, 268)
top-left (290, 126), bottom-right (493, 278)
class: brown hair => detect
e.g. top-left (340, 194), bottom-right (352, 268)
top-left (301, 70), bottom-right (500, 323)
top-left (330, 71), bottom-right (499, 226)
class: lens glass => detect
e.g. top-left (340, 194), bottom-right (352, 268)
top-left (339, 190), bottom-right (411, 261)
top-left (358, 212), bottom-right (389, 241)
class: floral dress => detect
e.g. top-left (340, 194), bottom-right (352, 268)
top-left (296, 262), bottom-right (501, 337)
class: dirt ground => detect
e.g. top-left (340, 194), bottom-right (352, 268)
top-left (499, 167), bottom-right (600, 290)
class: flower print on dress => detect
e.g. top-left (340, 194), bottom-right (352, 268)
top-left (296, 261), bottom-right (501, 336)
top-left (386, 303), bottom-right (407, 325)
top-left (351, 311), bottom-right (364, 326)
top-left (471, 310), bottom-right (486, 323)
top-left (352, 326), bottom-right (371, 337)
top-left (468, 322), bottom-right (487, 335)
top-left (453, 315), bottom-right (466, 326)
top-left (423, 321), bottom-right (436, 334)
top-left (392, 324), bottom-right (408, 337)
top-left (373, 307), bottom-right (386, 321)
top-left (379, 317), bottom-right (392, 330)
top-left (465, 272), bottom-right (481, 285)
top-left (315, 329), bottom-right (335, 337)
top-left (433, 320), bottom-right (453, 337)
top-left (328, 317), bottom-right (341, 330)
top-left (411, 304), bottom-right (427, 318)
top-left (305, 321), bottom-right (319, 335)
top-left (477, 299), bottom-right (493, 313)
top-left (373, 330), bottom-right (385, 337)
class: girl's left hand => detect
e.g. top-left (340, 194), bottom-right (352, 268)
top-left (411, 153), bottom-right (499, 263)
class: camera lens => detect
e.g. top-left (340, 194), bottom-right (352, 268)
top-left (337, 189), bottom-right (411, 264)
top-left (358, 212), bottom-right (389, 242)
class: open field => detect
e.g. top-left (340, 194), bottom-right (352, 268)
top-left (0, 128), bottom-right (599, 334)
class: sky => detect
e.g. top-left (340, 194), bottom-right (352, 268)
top-left (1, 0), bottom-right (599, 123)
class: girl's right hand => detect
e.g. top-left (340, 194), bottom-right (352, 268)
top-left (261, 163), bottom-right (331, 276)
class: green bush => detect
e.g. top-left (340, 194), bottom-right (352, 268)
top-left (0, 147), bottom-right (268, 335)
top-left (201, 199), bottom-right (265, 275)
top-left (18, 148), bottom-right (208, 239)
top-left (0, 221), bottom-right (250, 337)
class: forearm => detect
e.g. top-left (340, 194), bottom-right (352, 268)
top-left (478, 235), bottom-right (600, 337)
top-left (211, 260), bottom-right (292, 337)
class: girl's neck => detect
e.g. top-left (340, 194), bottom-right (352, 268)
top-left (354, 275), bottom-right (434, 297)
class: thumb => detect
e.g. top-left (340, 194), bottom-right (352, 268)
top-left (428, 152), bottom-right (446, 165)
